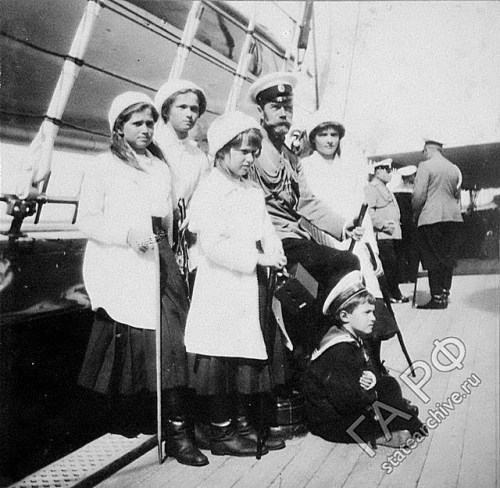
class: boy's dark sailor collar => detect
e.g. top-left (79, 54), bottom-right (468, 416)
top-left (310, 325), bottom-right (356, 361)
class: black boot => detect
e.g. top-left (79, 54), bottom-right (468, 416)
top-left (417, 294), bottom-right (447, 309)
top-left (210, 423), bottom-right (269, 457)
top-left (194, 422), bottom-right (212, 450)
top-left (235, 416), bottom-right (286, 451)
top-left (166, 419), bottom-right (209, 466)
top-left (442, 289), bottom-right (450, 304)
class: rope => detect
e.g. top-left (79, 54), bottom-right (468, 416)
top-left (343, 1), bottom-right (362, 121)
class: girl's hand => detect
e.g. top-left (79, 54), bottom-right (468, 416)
top-left (347, 226), bottom-right (365, 241)
top-left (127, 228), bottom-right (154, 254)
top-left (383, 220), bottom-right (396, 235)
top-left (359, 370), bottom-right (377, 390)
top-left (257, 252), bottom-right (287, 270)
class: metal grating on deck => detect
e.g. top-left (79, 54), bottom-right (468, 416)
top-left (9, 433), bottom-right (157, 488)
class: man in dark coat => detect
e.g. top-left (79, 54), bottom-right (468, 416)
top-left (393, 165), bottom-right (419, 283)
top-left (412, 137), bottom-right (463, 309)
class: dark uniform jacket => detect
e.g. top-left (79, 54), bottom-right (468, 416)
top-left (250, 132), bottom-right (346, 242)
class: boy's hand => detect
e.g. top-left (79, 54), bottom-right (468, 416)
top-left (359, 370), bottom-right (377, 390)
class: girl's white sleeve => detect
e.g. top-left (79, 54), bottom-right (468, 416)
top-left (189, 187), bottom-right (258, 274)
top-left (78, 159), bottom-right (131, 245)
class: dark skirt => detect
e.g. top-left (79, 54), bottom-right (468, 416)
top-left (78, 238), bottom-right (190, 396)
top-left (418, 222), bottom-right (461, 271)
top-left (187, 266), bottom-right (288, 396)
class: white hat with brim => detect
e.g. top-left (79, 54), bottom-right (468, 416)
top-left (323, 270), bottom-right (367, 315)
top-left (154, 79), bottom-right (206, 116)
top-left (398, 165), bottom-right (417, 177)
top-left (248, 71), bottom-right (297, 104)
top-left (305, 111), bottom-right (345, 140)
top-left (108, 91), bottom-right (155, 132)
top-left (207, 111), bottom-right (262, 158)
top-left (368, 158), bottom-right (393, 175)
top-left (422, 132), bottom-right (445, 147)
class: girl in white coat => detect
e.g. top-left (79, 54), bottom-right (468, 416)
top-left (77, 92), bottom-right (208, 467)
top-left (185, 112), bottom-right (287, 457)
top-left (301, 112), bottom-right (400, 375)
top-left (154, 80), bottom-right (210, 283)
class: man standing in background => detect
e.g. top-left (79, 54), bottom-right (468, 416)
top-left (365, 159), bottom-right (409, 304)
top-left (412, 137), bottom-right (463, 309)
top-left (393, 165), bottom-right (419, 284)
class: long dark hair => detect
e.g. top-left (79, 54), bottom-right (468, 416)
top-left (160, 88), bottom-right (207, 121)
top-left (110, 102), bottom-right (166, 170)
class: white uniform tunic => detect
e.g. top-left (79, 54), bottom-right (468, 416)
top-left (184, 168), bottom-right (282, 360)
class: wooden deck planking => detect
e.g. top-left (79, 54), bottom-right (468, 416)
top-left (412, 286), bottom-right (480, 488)
top-left (303, 443), bottom-right (365, 488)
top-left (227, 437), bottom-right (308, 488)
top-left (258, 434), bottom-right (336, 488)
top-left (95, 275), bottom-right (499, 488)
top-left (376, 286), bottom-right (470, 488)
top-left (456, 275), bottom-right (499, 488)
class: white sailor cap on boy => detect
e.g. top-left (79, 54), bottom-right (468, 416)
top-left (108, 91), bottom-right (155, 132)
top-left (154, 79), bottom-right (207, 116)
top-left (397, 165), bottom-right (417, 177)
top-left (323, 270), bottom-right (367, 315)
top-left (207, 111), bottom-right (261, 158)
top-left (248, 71), bottom-right (297, 105)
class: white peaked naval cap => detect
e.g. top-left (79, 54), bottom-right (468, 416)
top-left (323, 270), bottom-right (367, 315)
top-left (398, 165), bottom-right (417, 177)
top-left (248, 71), bottom-right (297, 104)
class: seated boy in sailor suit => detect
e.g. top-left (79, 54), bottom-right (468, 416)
top-left (301, 271), bottom-right (425, 447)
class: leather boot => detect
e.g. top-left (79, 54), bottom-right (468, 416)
top-left (417, 294), bottom-right (447, 309)
top-left (375, 429), bottom-right (412, 448)
top-left (235, 417), bottom-right (286, 451)
top-left (442, 289), bottom-right (450, 304)
top-left (210, 423), bottom-right (269, 457)
top-left (194, 423), bottom-right (212, 450)
top-left (166, 419), bottom-right (209, 466)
